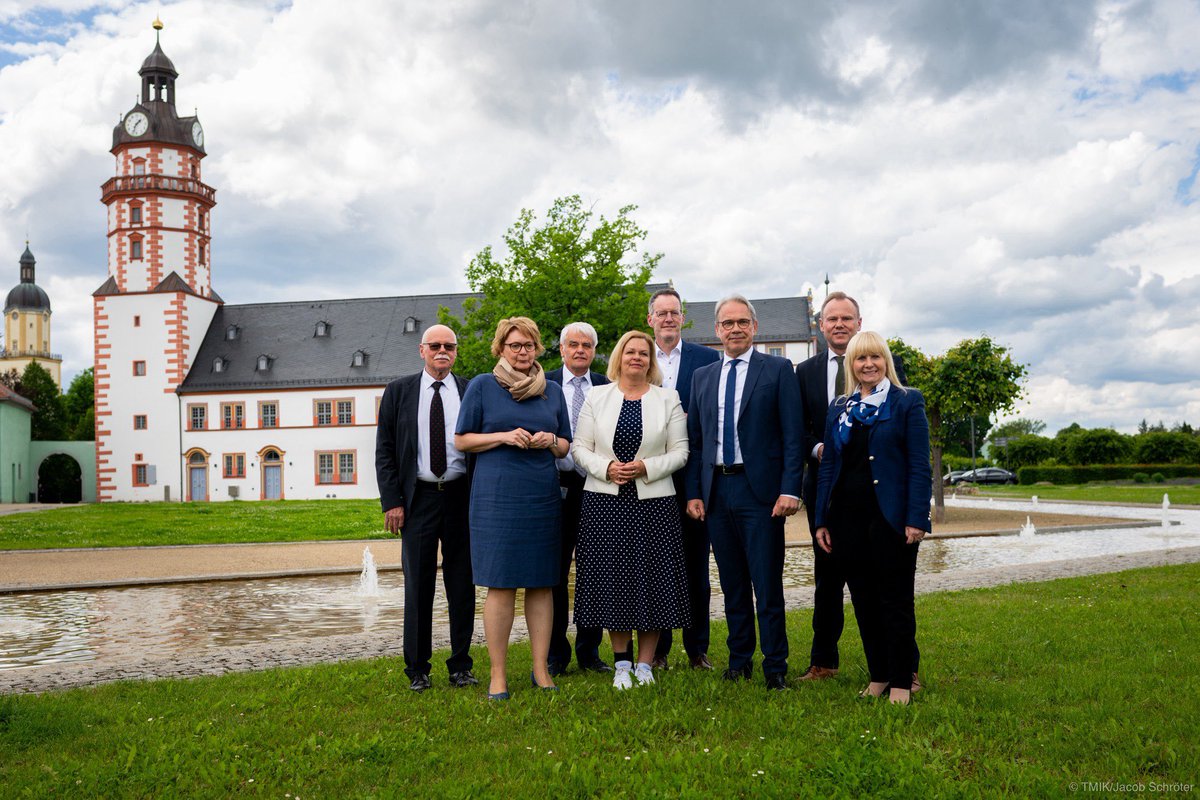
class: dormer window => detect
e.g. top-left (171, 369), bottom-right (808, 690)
top-left (212, 357), bottom-right (226, 373)
top-left (404, 317), bottom-right (418, 334)
top-left (351, 350), bottom-right (367, 368)
top-left (256, 354), bottom-right (273, 372)
top-left (225, 324), bottom-right (239, 341)
top-left (314, 321), bottom-right (330, 337)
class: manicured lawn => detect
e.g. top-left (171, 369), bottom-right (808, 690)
top-left (0, 500), bottom-right (389, 550)
top-left (976, 484), bottom-right (1200, 506)
top-left (3, 565), bottom-right (1198, 797)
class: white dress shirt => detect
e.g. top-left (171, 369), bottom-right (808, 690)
top-left (656, 340), bottom-right (684, 394)
top-left (417, 369), bottom-right (467, 481)
top-left (555, 369), bottom-right (594, 474)
top-left (715, 352), bottom-right (749, 466)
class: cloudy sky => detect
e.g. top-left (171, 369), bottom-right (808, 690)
top-left (1, 0), bottom-right (1198, 434)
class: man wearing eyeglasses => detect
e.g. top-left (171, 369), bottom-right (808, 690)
top-left (375, 324), bottom-right (477, 693)
top-left (545, 322), bottom-right (613, 675)
top-left (646, 288), bottom-right (720, 671)
top-left (685, 295), bottom-right (803, 690)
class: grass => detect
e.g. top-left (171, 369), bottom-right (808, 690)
top-left (976, 484), bottom-right (1200, 506)
top-left (2, 564), bottom-right (1198, 797)
top-left (0, 500), bottom-right (389, 550)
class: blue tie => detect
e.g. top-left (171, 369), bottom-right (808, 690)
top-left (722, 358), bottom-right (740, 466)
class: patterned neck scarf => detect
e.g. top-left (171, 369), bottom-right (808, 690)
top-left (492, 357), bottom-right (547, 401)
top-left (834, 378), bottom-right (891, 449)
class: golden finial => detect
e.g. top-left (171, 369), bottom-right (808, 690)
top-left (153, 16), bottom-right (164, 31)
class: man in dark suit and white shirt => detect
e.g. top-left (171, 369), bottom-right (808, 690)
top-left (646, 288), bottom-right (720, 670)
top-left (375, 324), bottom-right (477, 692)
top-left (685, 295), bottom-right (803, 690)
top-left (794, 292), bottom-right (919, 688)
top-left (546, 322), bottom-right (613, 675)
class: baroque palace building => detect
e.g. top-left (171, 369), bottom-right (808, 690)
top-left (95, 28), bottom-right (814, 503)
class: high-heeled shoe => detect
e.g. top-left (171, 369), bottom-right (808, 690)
top-left (531, 671), bottom-right (559, 691)
top-left (858, 682), bottom-right (889, 699)
top-left (487, 690), bottom-right (510, 701)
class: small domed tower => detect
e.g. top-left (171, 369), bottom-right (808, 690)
top-left (0, 243), bottom-right (62, 387)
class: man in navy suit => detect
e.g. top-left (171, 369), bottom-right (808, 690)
top-left (794, 292), bottom-right (919, 688)
top-left (375, 324), bottom-right (476, 692)
top-left (686, 295), bottom-right (803, 690)
top-left (647, 288), bottom-right (722, 670)
top-left (546, 322), bottom-right (613, 675)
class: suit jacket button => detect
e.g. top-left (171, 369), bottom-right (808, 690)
top-left (873, 479), bottom-right (879, 485)
top-left (868, 455), bottom-right (875, 461)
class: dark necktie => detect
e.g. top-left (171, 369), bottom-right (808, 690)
top-left (834, 355), bottom-right (845, 398)
top-left (722, 358), bottom-right (740, 466)
top-left (430, 381), bottom-right (447, 478)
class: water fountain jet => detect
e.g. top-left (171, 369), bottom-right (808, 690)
top-left (357, 546), bottom-right (381, 597)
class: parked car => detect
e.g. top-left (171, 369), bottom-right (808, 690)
top-left (943, 470), bottom-right (967, 485)
top-left (952, 467), bottom-right (1017, 485)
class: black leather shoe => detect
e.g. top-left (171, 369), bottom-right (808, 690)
top-left (409, 674), bottom-right (432, 692)
top-left (448, 670), bottom-right (479, 688)
top-left (765, 673), bottom-right (788, 691)
top-left (578, 659), bottom-right (613, 674)
top-left (547, 662), bottom-right (567, 677)
top-left (722, 666), bottom-right (752, 682)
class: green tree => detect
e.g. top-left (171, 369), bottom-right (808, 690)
top-left (439, 195), bottom-right (660, 378)
top-left (1063, 428), bottom-right (1132, 465)
top-left (63, 368), bottom-right (95, 441)
top-left (889, 336), bottom-right (1027, 523)
top-left (15, 362), bottom-right (65, 441)
top-left (1132, 431), bottom-right (1200, 464)
top-left (1003, 434), bottom-right (1056, 470)
top-left (988, 418), bottom-right (1047, 442)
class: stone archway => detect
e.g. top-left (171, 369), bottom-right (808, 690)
top-left (37, 453), bottom-right (83, 503)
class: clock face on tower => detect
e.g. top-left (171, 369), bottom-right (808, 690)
top-left (191, 120), bottom-right (204, 147)
top-left (124, 111), bottom-right (149, 136)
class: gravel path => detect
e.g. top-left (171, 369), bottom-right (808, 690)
top-left (4, 544), bottom-right (1198, 696)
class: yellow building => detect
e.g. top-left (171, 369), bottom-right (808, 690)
top-left (0, 244), bottom-right (62, 388)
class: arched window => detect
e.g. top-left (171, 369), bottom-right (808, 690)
top-left (256, 354), bottom-right (272, 371)
top-left (212, 357), bottom-right (226, 373)
top-left (314, 321), bottom-right (330, 337)
top-left (188, 452), bottom-right (206, 465)
top-left (404, 316), bottom-right (418, 334)
top-left (225, 325), bottom-right (239, 341)
top-left (263, 449), bottom-right (281, 462)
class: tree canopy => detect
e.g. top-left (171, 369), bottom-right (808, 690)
top-left (889, 336), bottom-right (1027, 522)
top-left (439, 195), bottom-right (660, 378)
top-left (15, 362), bottom-right (65, 441)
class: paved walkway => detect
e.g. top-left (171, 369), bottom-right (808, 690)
top-left (4, 544), bottom-right (1198, 695)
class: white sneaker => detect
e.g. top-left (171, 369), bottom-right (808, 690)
top-left (613, 661), bottom-right (633, 691)
top-left (633, 663), bottom-right (655, 686)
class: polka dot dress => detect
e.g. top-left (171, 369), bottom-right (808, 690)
top-left (574, 398), bottom-right (691, 631)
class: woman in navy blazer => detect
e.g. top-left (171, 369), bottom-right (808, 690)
top-left (814, 331), bottom-right (931, 705)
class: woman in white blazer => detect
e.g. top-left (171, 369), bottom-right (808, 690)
top-left (571, 330), bottom-right (691, 690)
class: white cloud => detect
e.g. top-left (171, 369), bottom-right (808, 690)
top-left (0, 0), bottom-right (1198, 435)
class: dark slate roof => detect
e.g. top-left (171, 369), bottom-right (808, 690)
top-left (680, 296), bottom-right (814, 345)
top-left (140, 41), bottom-right (178, 77)
top-left (5, 283), bottom-right (50, 313)
top-left (178, 293), bottom-right (477, 394)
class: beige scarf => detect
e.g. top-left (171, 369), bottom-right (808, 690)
top-left (492, 357), bottom-right (547, 401)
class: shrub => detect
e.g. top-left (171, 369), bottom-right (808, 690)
top-left (1152, 473), bottom-right (1166, 483)
top-left (1133, 472), bottom-right (1150, 484)
top-left (1016, 464), bottom-right (1200, 485)
top-left (1062, 428), bottom-right (1132, 465)
top-left (1132, 432), bottom-right (1200, 465)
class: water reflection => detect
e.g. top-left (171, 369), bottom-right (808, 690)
top-left (3, 502), bottom-right (1197, 672)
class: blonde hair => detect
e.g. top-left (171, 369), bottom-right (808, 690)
top-left (490, 317), bottom-right (545, 359)
top-left (606, 330), bottom-right (662, 386)
top-left (843, 331), bottom-right (904, 396)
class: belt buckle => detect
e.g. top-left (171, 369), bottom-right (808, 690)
top-left (436, 479), bottom-right (446, 491)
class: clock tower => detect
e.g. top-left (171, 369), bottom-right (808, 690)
top-left (94, 20), bottom-right (221, 501)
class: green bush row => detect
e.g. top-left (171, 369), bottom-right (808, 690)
top-left (1017, 464), bottom-right (1200, 485)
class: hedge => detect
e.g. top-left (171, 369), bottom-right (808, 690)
top-left (1017, 464), bottom-right (1200, 485)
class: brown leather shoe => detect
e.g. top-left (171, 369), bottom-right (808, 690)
top-left (650, 656), bottom-right (669, 670)
top-left (689, 654), bottom-right (713, 670)
top-left (796, 665), bottom-right (838, 681)
top-left (911, 672), bottom-right (922, 693)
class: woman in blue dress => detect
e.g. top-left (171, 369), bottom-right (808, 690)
top-left (455, 316), bottom-right (572, 699)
